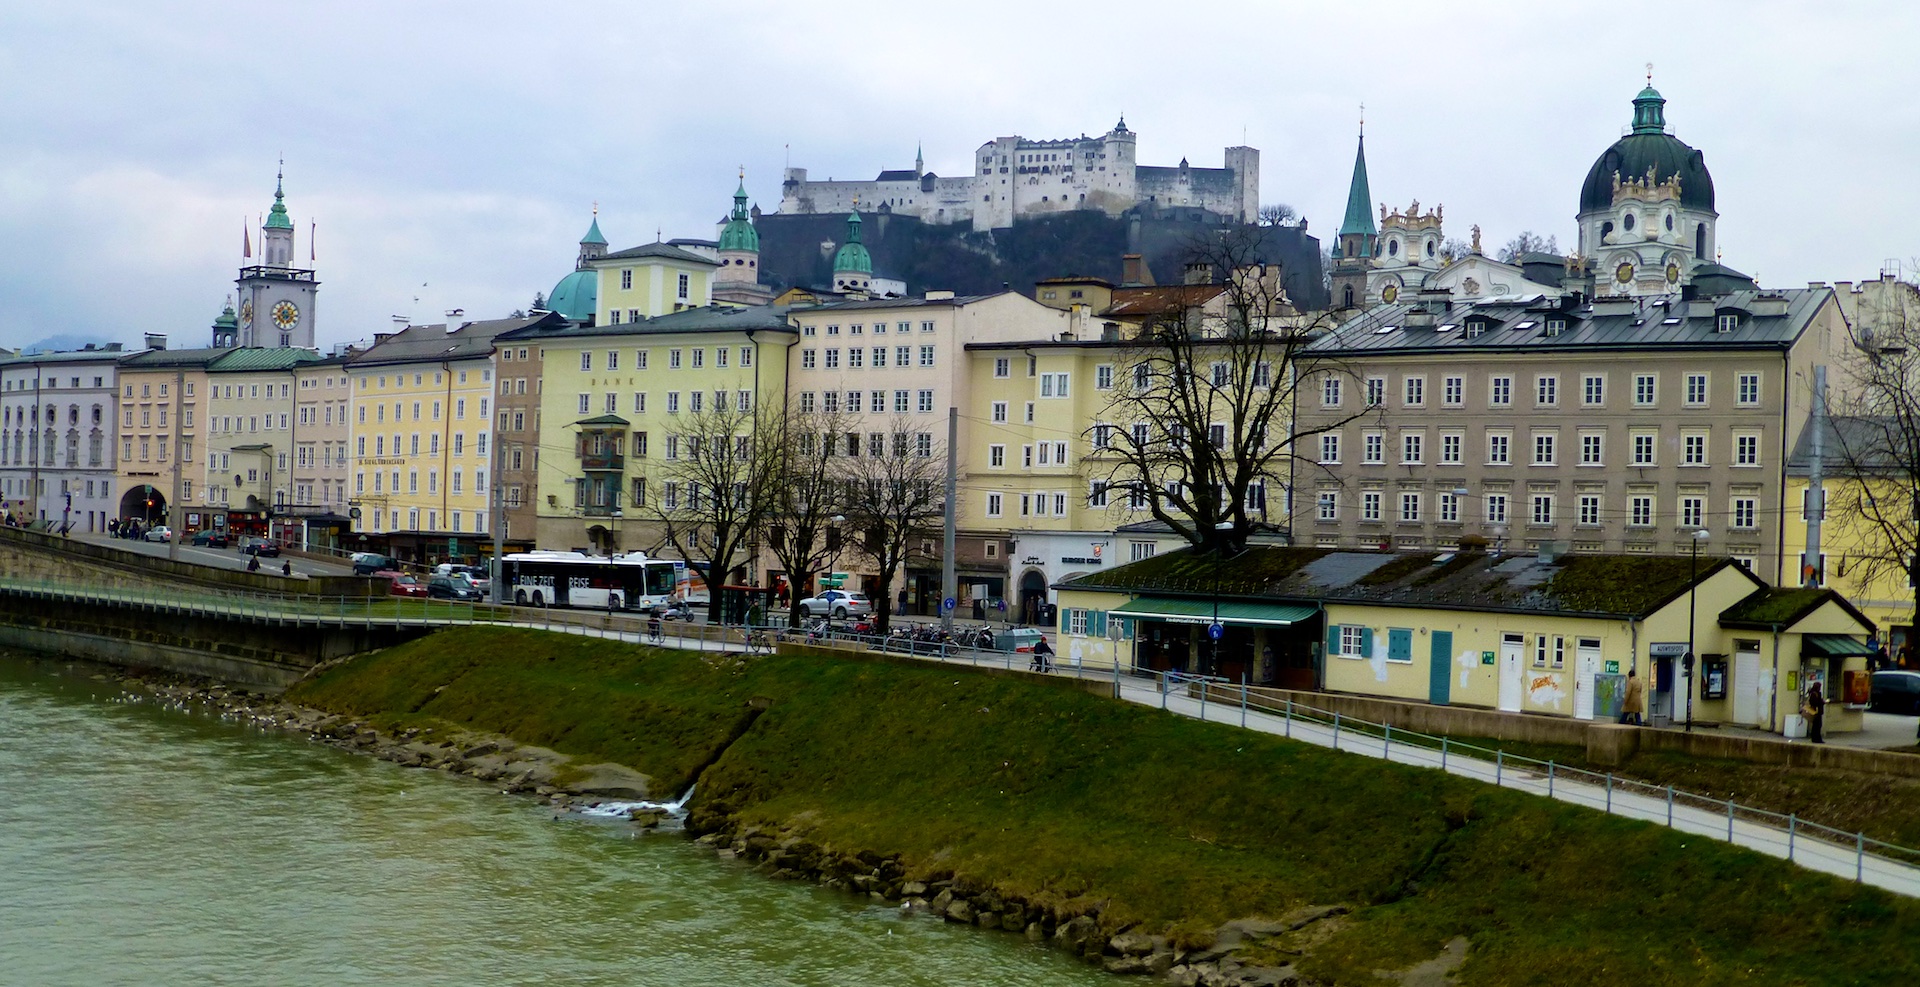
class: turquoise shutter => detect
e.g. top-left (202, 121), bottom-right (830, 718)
top-left (1361, 627), bottom-right (1375, 656)
top-left (1092, 611), bottom-right (1107, 637)
top-left (1328, 625), bottom-right (1342, 656)
top-left (1388, 628), bottom-right (1413, 662)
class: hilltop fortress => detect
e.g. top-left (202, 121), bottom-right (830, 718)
top-left (778, 118), bottom-right (1257, 232)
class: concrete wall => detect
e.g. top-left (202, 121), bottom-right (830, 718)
top-left (0, 524), bottom-right (378, 597)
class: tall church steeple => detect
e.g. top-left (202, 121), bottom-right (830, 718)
top-left (234, 165), bottom-right (320, 348)
top-left (261, 164), bottom-right (296, 268)
top-left (1330, 115), bottom-right (1377, 310)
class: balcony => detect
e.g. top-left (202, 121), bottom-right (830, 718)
top-left (580, 452), bottom-right (625, 471)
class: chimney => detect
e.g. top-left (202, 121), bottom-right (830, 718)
top-left (144, 333), bottom-right (167, 351)
top-left (374, 332), bottom-right (394, 345)
top-left (1121, 254), bottom-right (1152, 287)
top-left (445, 308), bottom-right (466, 333)
top-left (924, 289), bottom-right (956, 301)
top-left (1183, 262), bottom-right (1215, 285)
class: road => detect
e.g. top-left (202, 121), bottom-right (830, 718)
top-left (69, 531), bottom-right (351, 578)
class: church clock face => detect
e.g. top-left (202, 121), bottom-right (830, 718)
top-left (1666, 263), bottom-right (1681, 284)
top-left (1381, 284), bottom-right (1398, 303)
top-left (1615, 262), bottom-right (1635, 284)
top-left (238, 298), bottom-right (253, 328)
top-left (271, 300), bottom-right (300, 330)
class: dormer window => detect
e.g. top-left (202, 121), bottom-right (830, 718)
top-left (1716, 313), bottom-right (1740, 333)
top-left (1466, 322), bottom-right (1486, 339)
top-left (1545, 318), bottom-right (1567, 336)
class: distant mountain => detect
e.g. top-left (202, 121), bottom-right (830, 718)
top-left (755, 209), bottom-right (1327, 310)
top-left (20, 333), bottom-right (120, 355)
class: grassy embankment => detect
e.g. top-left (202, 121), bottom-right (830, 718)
top-left (291, 627), bottom-right (1920, 985)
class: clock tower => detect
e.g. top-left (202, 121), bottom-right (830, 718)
top-left (230, 167), bottom-right (320, 349)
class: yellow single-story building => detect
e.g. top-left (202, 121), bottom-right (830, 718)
top-left (1054, 546), bottom-right (1877, 737)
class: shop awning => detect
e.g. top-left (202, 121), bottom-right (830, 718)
top-left (1111, 597), bottom-right (1316, 627)
top-left (1802, 634), bottom-right (1877, 658)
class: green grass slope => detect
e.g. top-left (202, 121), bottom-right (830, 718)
top-left (291, 628), bottom-right (1920, 985)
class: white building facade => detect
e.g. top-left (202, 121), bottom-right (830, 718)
top-left (0, 346), bottom-right (127, 532)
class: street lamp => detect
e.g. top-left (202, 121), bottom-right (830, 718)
top-left (1686, 528), bottom-right (1710, 732)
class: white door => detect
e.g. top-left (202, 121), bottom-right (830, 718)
top-left (1574, 640), bottom-right (1601, 720)
top-left (1733, 650), bottom-right (1762, 726)
top-left (1498, 633), bottom-right (1524, 712)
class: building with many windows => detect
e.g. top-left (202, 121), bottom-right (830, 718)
top-left (345, 318), bottom-right (523, 563)
top-left (1295, 286), bottom-right (1850, 581)
top-left (113, 344), bottom-right (216, 530)
top-left (203, 347), bottom-right (323, 539)
top-left (0, 345), bottom-right (127, 532)
top-left (289, 355), bottom-right (354, 550)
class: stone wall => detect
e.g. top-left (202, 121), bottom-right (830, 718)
top-left (0, 525), bottom-right (378, 597)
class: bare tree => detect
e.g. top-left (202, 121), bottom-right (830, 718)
top-left (638, 395), bottom-right (780, 597)
top-left (1497, 231), bottom-right (1559, 264)
top-left (1440, 236), bottom-right (1474, 262)
top-left (1089, 226), bottom-right (1375, 556)
top-left (1258, 203), bottom-right (1299, 227)
top-left (1819, 275), bottom-right (1920, 624)
top-left (764, 406), bottom-right (855, 628)
top-left (836, 417), bottom-right (946, 634)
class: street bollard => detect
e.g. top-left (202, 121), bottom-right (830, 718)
top-left (1667, 786), bottom-right (1675, 827)
top-left (1547, 761), bottom-right (1555, 799)
top-left (1284, 698), bottom-right (1293, 738)
top-left (1728, 801), bottom-right (1735, 841)
top-left (1241, 674), bottom-right (1248, 729)
top-left (1496, 750), bottom-right (1503, 787)
top-left (1332, 713), bottom-right (1341, 750)
top-left (1441, 736), bottom-right (1449, 771)
top-left (1606, 773), bottom-right (1613, 813)
top-left (1789, 814), bottom-right (1797, 862)
top-left (1857, 833), bottom-right (1866, 883)
top-left (1383, 724), bottom-right (1392, 760)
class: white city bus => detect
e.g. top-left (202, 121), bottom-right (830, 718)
top-left (498, 551), bottom-right (681, 611)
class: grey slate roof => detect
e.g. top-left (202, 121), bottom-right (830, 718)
top-left (1786, 414), bottom-right (1910, 475)
top-left (1059, 545), bottom-right (1761, 619)
top-left (349, 314), bottom-right (558, 368)
top-left (791, 293), bottom-right (1000, 313)
top-left (599, 242), bottom-right (719, 265)
top-left (1308, 286), bottom-right (1830, 357)
top-left (0, 346), bottom-right (134, 368)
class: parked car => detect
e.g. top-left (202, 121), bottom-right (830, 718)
top-left (143, 526), bottom-right (174, 543)
top-left (435, 563), bottom-right (491, 594)
top-left (189, 529), bottom-right (230, 548)
top-left (427, 574), bottom-right (481, 601)
top-left (240, 537), bottom-right (281, 558)
top-left (1871, 670), bottom-right (1920, 714)
top-left (352, 552), bottom-right (398, 576)
top-left (798, 589), bottom-right (872, 619)
top-left (374, 570), bottom-right (427, 598)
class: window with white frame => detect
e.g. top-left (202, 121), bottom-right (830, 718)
top-left (1683, 432), bottom-right (1707, 465)
top-left (1130, 541), bottom-right (1156, 560)
top-left (1401, 432), bottom-right (1423, 464)
top-left (989, 444), bottom-right (1004, 467)
top-left (1320, 433), bottom-right (1340, 464)
top-left (1323, 375), bottom-right (1342, 407)
top-left (1487, 431), bottom-right (1510, 465)
top-left (1440, 433), bottom-right (1463, 465)
top-left (1684, 372), bottom-right (1708, 406)
top-left (1737, 372), bottom-right (1761, 407)
top-left (1443, 375), bottom-right (1463, 406)
top-left (1040, 372), bottom-right (1070, 397)
top-left (993, 357), bottom-right (1010, 378)
top-left (1532, 432), bottom-right (1555, 465)
top-left (1530, 494), bottom-right (1554, 525)
top-left (1096, 365), bottom-right (1113, 389)
top-left (1363, 432), bottom-right (1384, 464)
top-left (1089, 480), bottom-right (1108, 507)
top-left (1732, 496), bottom-right (1756, 529)
top-left (1579, 494), bottom-right (1601, 526)
top-left (1680, 496), bottom-right (1704, 528)
top-left (1485, 494), bottom-right (1508, 524)
top-left (1361, 490), bottom-right (1382, 521)
top-left (1632, 432), bottom-right (1656, 466)
top-left (1403, 375), bottom-right (1425, 407)
top-left (1438, 491), bottom-right (1460, 522)
top-left (1634, 373), bottom-right (1657, 407)
top-left (1536, 374), bottom-right (1558, 407)
top-left (1583, 374), bottom-right (1605, 406)
top-left (1734, 432), bottom-right (1759, 466)
top-left (1630, 495), bottom-right (1654, 527)
top-left (991, 401), bottom-right (1007, 423)
top-left (1317, 491), bottom-right (1339, 520)
top-left (1366, 376), bottom-right (1385, 406)
top-left (1489, 375), bottom-right (1512, 407)
top-left (1580, 432), bottom-right (1603, 465)
top-left (1337, 625), bottom-right (1366, 658)
top-left (985, 493), bottom-right (1002, 517)
top-left (1399, 491), bottom-right (1421, 522)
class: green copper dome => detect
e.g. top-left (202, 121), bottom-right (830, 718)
top-left (718, 179), bottom-right (759, 253)
top-left (1579, 85), bottom-right (1715, 215)
top-left (547, 269), bottom-right (598, 321)
top-left (264, 171), bottom-right (293, 231)
top-left (832, 210), bottom-right (872, 275)
top-left (213, 302), bottom-right (239, 329)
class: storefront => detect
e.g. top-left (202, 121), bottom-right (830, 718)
top-left (1109, 597), bottom-right (1321, 686)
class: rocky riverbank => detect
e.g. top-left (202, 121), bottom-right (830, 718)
top-left (95, 662), bottom-right (1366, 986)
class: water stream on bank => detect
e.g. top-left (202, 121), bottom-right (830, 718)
top-left (0, 655), bottom-right (1110, 986)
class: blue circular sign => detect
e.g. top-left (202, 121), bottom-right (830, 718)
top-left (942, 596), bottom-right (956, 612)
top-left (995, 599), bottom-right (1006, 611)
top-left (1208, 622), bottom-right (1225, 640)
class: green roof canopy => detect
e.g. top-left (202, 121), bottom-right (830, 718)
top-left (1110, 597), bottom-right (1316, 627)
top-left (1801, 634), bottom-right (1876, 658)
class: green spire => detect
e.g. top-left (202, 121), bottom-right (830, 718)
top-left (581, 214), bottom-right (607, 246)
top-left (833, 209), bottom-right (872, 276)
top-left (1631, 84), bottom-right (1667, 134)
top-left (263, 166), bottom-right (293, 230)
top-left (718, 172), bottom-right (759, 253)
top-left (1337, 134), bottom-right (1375, 239)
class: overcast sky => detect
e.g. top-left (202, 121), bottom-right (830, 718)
top-left (3, 1), bottom-right (1915, 353)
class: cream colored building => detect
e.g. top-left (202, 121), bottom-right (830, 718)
top-left (203, 348), bottom-right (317, 536)
top-left (1297, 285), bottom-right (1851, 581)
top-left (112, 346), bottom-right (215, 530)
top-left (288, 354), bottom-right (353, 548)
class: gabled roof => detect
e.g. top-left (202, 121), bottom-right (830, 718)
top-left (496, 304), bottom-right (798, 343)
top-left (1719, 586), bottom-right (1875, 632)
top-left (1785, 414), bottom-right (1905, 475)
top-left (573, 414), bottom-right (629, 427)
top-left (1101, 284), bottom-right (1227, 318)
top-left (208, 347), bottom-right (325, 373)
top-left (117, 347), bottom-right (233, 370)
top-left (597, 242), bottom-right (719, 266)
top-left (1059, 546), bottom-right (1761, 620)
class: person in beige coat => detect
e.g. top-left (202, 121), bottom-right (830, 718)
top-left (1619, 668), bottom-right (1646, 726)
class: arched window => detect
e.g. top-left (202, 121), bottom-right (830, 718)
top-left (1342, 284), bottom-right (1355, 308)
top-left (1695, 223), bottom-right (1707, 257)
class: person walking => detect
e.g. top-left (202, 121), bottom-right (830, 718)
top-left (1805, 681), bottom-right (1827, 744)
top-left (1619, 668), bottom-right (1646, 726)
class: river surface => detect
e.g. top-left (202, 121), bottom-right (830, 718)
top-left (0, 655), bottom-right (1109, 986)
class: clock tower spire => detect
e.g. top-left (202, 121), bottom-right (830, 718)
top-left (231, 164), bottom-right (320, 350)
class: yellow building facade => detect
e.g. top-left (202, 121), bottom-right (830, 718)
top-left (592, 243), bottom-right (718, 327)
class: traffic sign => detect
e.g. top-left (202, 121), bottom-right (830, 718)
top-left (942, 596), bottom-right (956, 613)
top-left (995, 599), bottom-right (1006, 611)
top-left (1208, 622), bottom-right (1225, 641)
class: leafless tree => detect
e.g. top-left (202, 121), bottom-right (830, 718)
top-left (835, 417), bottom-right (946, 634)
top-left (764, 406), bottom-right (855, 627)
top-left (1088, 226), bottom-right (1375, 556)
top-left (638, 396), bottom-right (780, 595)
top-left (1497, 231), bottom-right (1559, 264)
top-left (1818, 275), bottom-right (1920, 622)
top-left (1258, 203), bottom-right (1299, 227)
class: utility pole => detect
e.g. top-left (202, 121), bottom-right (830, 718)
top-left (168, 367), bottom-right (185, 563)
top-left (941, 405), bottom-right (957, 636)
top-left (490, 419), bottom-right (505, 603)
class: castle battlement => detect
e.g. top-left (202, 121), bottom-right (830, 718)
top-left (777, 120), bottom-right (1256, 232)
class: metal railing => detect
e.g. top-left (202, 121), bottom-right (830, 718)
top-left (1167, 675), bottom-right (1920, 896)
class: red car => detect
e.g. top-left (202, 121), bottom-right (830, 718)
top-left (374, 569), bottom-right (427, 598)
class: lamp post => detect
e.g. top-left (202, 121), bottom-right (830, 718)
top-left (1686, 528), bottom-right (1710, 732)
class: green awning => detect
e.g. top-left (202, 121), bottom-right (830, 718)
top-left (1802, 634), bottom-right (1877, 658)
top-left (1110, 597), bottom-right (1316, 627)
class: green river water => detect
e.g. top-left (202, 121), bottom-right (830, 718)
top-left (0, 655), bottom-right (1110, 986)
